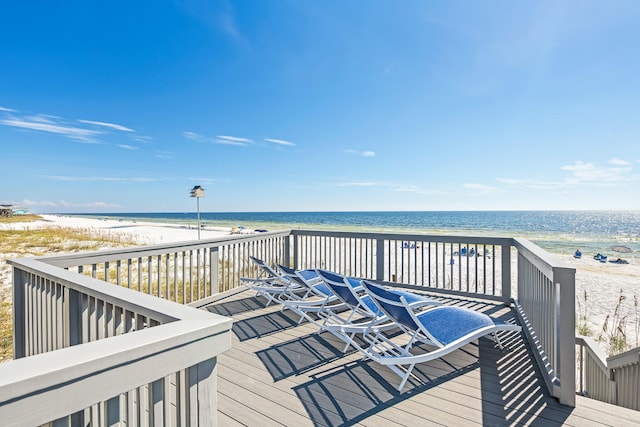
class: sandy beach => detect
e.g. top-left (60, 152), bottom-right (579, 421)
top-left (2, 214), bottom-right (639, 350)
top-left (0, 214), bottom-right (233, 244)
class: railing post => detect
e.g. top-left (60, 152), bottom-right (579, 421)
top-left (189, 357), bottom-right (218, 426)
top-left (376, 238), bottom-right (385, 281)
top-left (12, 267), bottom-right (26, 359)
top-left (554, 266), bottom-right (576, 406)
top-left (501, 244), bottom-right (511, 301)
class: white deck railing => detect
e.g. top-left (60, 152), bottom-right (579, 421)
top-left (512, 238), bottom-right (576, 406)
top-left (4, 229), bottom-right (581, 425)
top-left (3, 258), bottom-right (233, 425)
top-left (290, 230), bottom-right (513, 301)
top-left (576, 336), bottom-right (640, 411)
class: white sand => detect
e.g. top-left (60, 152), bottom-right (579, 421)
top-left (2, 215), bottom-right (639, 349)
top-left (0, 214), bottom-right (231, 244)
top-left (566, 255), bottom-right (640, 343)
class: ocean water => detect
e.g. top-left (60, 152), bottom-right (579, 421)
top-left (74, 211), bottom-right (640, 260)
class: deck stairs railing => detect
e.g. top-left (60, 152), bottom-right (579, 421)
top-left (576, 336), bottom-right (640, 411)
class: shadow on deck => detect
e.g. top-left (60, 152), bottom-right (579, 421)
top-left (207, 291), bottom-right (640, 427)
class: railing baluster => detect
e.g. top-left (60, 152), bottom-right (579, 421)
top-left (196, 249), bottom-right (201, 300)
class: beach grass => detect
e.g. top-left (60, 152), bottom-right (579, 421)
top-left (0, 301), bottom-right (11, 362)
top-left (0, 214), bottom-right (43, 224)
top-left (576, 290), bottom-right (592, 336)
top-left (0, 225), bottom-right (138, 362)
top-left (586, 288), bottom-right (640, 356)
top-left (0, 227), bottom-right (137, 256)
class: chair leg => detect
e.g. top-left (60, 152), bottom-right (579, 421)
top-left (397, 363), bottom-right (416, 391)
top-left (493, 332), bottom-right (505, 349)
top-left (342, 332), bottom-right (356, 352)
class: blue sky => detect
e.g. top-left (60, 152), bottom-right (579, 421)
top-left (1, 1), bottom-right (639, 213)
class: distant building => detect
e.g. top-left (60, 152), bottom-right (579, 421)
top-left (0, 204), bottom-right (31, 217)
top-left (0, 204), bottom-right (14, 217)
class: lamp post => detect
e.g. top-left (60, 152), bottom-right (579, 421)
top-left (189, 185), bottom-right (205, 239)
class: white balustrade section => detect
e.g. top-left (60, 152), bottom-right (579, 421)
top-left (5, 257), bottom-right (232, 425)
top-left (5, 228), bottom-right (587, 421)
top-left (291, 230), bottom-right (513, 302)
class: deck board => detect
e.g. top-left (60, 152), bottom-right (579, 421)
top-left (209, 290), bottom-right (640, 426)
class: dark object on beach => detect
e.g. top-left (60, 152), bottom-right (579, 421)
top-left (609, 258), bottom-right (629, 264)
top-left (611, 245), bottom-right (632, 253)
top-left (254, 229), bottom-right (268, 233)
top-left (574, 250), bottom-right (582, 259)
top-left (594, 253), bottom-right (607, 262)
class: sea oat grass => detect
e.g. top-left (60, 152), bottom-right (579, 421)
top-left (0, 301), bottom-right (11, 362)
top-left (0, 227), bottom-right (137, 256)
top-left (576, 290), bottom-right (592, 336)
top-left (0, 225), bottom-right (138, 362)
top-left (596, 289), bottom-right (639, 356)
top-left (0, 214), bottom-right (42, 224)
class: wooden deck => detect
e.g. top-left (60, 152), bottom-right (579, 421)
top-left (207, 290), bottom-right (640, 427)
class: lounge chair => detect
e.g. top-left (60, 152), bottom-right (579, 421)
top-left (315, 270), bottom-right (441, 352)
top-left (277, 265), bottom-right (352, 324)
top-left (241, 257), bottom-right (306, 306)
top-left (361, 280), bottom-right (521, 391)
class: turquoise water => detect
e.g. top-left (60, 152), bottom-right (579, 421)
top-left (73, 211), bottom-right (640, 260)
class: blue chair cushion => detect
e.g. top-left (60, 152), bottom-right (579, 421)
top-left (311, 282), bottom-right (332, 296)
top-left (415, 306), bottom-right (494, 346)
top-left (298, 269), bottom-right (319, 281)
top-left (391, 289), bottom-right (429, 305)
top-left (360, 295), bottom-right (382, 316)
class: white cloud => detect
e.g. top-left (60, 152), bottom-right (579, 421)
top-left (335, 182), bottom-right (380, 187)
top-left (0, 109), bottom-right (146, 144)
top-left (498, 160), bottom-right (638, 191)
top-left (463, 183), bottom-right (497, 195)
top-left (59, 200), bottom-right (121, 208)
top-left (496, 177), bottom-right (563, 190)
top-left (561, 160), bottom-right (633, 185)
top-left (216, 135), bottom-right (252, 146)
top-left (395, 185), bottom-right (445, 195)
top-left (46, 175), bottom-right (159, 183)
top-left (15, 199), bottom-right (57, 207)
top-left (78, 119), bottom-right (134, 132)
top-left (188, 177), bottom-right (230, 184)
top-left (0, 116), bottom-right (103, 143)
top-left (131, 135), bottom-right (153, 143)
top-left (184, 132), bottom-right (252, 146)
top-left (186, 132), bottom-right (294, 147)
top-left (117, 144), bottom-right (138, 150)
top-left (183, 131), bottom-right (206, 142)
top-left (265, 138), bottom-right (296, 146)
top-left (395, 185), bottom-right (422, 192)
top-left (608, 158), bottom-right (630, 166)
top-left (154, 151), bottom-right (174, 159)
top-left (9, 199), bottom-right (121, 209)
top-left (345, 149), bottom-right (376, 157)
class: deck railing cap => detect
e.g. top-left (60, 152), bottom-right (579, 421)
top-left (0, 317), bottom-right (232, 402)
